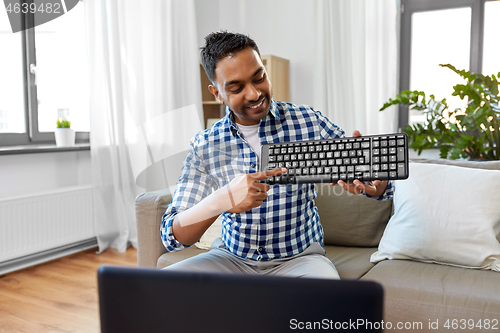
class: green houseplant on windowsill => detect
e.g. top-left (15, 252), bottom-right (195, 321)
top-left (380, 64), bottom-right (500, 160)
top-left (55, 117), bottom-right (75, 147)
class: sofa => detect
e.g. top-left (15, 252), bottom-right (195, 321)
top-left (136, 158), bottom-right (500, 332)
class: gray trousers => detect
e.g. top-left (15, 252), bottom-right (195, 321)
top-left (163, 238), bottom-right (340, 280)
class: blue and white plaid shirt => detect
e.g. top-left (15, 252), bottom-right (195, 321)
top-left (161, 99), bottom-right (394, 261)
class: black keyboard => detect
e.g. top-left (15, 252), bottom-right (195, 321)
top-left (260, 133), bottom-right (409, 184)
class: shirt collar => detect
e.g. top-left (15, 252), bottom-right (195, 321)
top-left (225, 98), bottom-right (279, 136)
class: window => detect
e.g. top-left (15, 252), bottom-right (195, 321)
top-left (0, 12), bottom-right (25, 137)
top-left (399, 0), bottom-right (498, 129)
top-left (482, 1), bottom-right (500, 76)
top-left (0, 1), bottom-right (89, 146)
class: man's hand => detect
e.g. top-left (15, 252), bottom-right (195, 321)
top-left (227, 168), bottom-right (286, 213)
top-left (329, 130), bottom-right (388, 197)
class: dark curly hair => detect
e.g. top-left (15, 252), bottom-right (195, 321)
top-left (200, 31), bottom-right (260, 84)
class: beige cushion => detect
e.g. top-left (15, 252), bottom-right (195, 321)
top-left (371, 161), bottom-right (500, 271)
top-left (362, 260), bottom-right (500, 323)
top-left (195, 215), bottom-right (223, 250)
top-left (316, 183), bottom-right (393, 247)
top-left (157, 246), bottom-right (209, 269)
top-left (325, 245), bottom-right (378, 279)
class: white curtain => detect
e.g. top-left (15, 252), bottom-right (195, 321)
top-left (84, 0), bottom-right (203, 253)
top-left (313, 0), bottom-right (400, 136)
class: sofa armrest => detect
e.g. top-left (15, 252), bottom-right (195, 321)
top-left (135, 189), bottom-right (172, 267)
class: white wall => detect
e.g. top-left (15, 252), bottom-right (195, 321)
top-left (0, 151), bottom-right (92, 200)
top-left (195, 0), bottom-right (316, 106)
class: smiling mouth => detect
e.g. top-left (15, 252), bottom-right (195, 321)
top-left (247, 97), bottom-right (265, 109)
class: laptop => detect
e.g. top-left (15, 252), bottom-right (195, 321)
top-left (98, 265), bottom-right (384, 333)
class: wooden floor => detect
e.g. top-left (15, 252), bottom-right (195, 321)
top-left (0, 247), bottom-right (137, 333)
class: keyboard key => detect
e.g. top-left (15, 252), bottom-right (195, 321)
top-left (373, 171), bottom-right (388, 179)
top-left (296, 175), bottom-right (332, 184)
top-left (355, 165), bottom-right (370, 172)
top-left (398, 163), bottom-right (406, 176)
top-left (397, 147), bottom-right (405, 161)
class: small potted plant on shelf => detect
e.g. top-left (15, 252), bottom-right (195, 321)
top-left (380, 64), bottom-right (499, 160)
top-left (55, 117), bottom-right (75, 147)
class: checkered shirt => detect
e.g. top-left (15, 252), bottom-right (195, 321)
top-left (161, 99), bottom-right (394, 261)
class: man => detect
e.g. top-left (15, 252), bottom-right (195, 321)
top-left (161, 31), bottom-right (393, 279)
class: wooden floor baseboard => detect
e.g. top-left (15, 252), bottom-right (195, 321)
top-left (0, 247), bottom-right (137, 332)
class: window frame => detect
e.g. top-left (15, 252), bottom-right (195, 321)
top-left (398, 0), bottom-right (489, 130)
top-left (0, 1), bottom-right (90, 147)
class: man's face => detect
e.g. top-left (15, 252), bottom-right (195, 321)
top-left (209, 47), bottom-right (272, 126)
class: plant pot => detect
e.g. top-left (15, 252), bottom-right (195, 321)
top-left (55, 128), bottom-right (75, 147)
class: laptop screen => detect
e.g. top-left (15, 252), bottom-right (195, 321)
top-left (98, 265), bottom-right (384, 332)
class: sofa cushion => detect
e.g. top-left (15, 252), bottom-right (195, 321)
top-left (325, 245), bottom-right (378, 279)
top-left (371, 161), bottom-right (500, 271)
top-left (157, 246), bottom-right (209, 269)
top-left (362, 260), bottom-right (500, 324)
top-left (315, 183), bottom-right (393, 247)
top-left (195, 215), bottom-right (223, 250)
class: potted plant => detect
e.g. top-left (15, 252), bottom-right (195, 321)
top-left (55, 117), bottom-right (75, 147)
top-left (380, 64), bottom-right (500, 160)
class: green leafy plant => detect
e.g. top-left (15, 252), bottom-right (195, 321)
top-left (380, 64), bottom-right (500, 160)
top-left (56, 117), bottom-right (71, 129)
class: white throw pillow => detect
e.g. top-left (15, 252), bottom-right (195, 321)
top-left (195, 215), bottom-right (223, 250)
top-left (371, 162), bottom-right (500, 272)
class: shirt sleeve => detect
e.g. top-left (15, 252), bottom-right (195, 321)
top-left (362, 180), bottom-right (395, 201)
top-left (160, 134), bottom-right (216, 252)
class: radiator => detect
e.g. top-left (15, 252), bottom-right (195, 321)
top-left (0, 186), bottom-right (95, 265)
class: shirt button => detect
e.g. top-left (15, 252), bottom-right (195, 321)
top-left (260, 218), bottom-right (265, 222)
top-left (258, 247), bottom-right (263, 252)
top-left (251, 164), bottom-right (256, 168)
